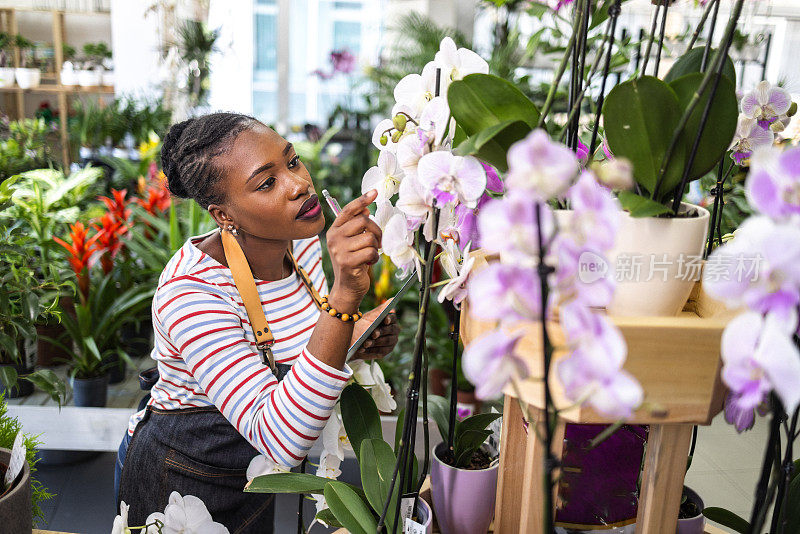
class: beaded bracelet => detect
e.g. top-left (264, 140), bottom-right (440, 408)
top-left (320, 296), bottom-right (362, 322)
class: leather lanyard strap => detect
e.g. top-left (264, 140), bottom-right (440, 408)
top-left (220, 230), bottom-right (322, 375)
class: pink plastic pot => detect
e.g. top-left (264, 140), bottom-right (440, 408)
top-left (430, 442), bottom-right (498, 534)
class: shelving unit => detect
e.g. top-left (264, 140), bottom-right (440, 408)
top-left (0, 7), bottom-right (113, 167)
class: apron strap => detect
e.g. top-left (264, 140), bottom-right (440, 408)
top-left (220, 229), bottom-right (323, 377)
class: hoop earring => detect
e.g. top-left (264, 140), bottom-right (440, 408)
top-left (226, 224), bottom-right (238, 236)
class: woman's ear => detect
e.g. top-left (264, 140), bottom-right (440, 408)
top-left (207, 204), bottom-right (233, 230)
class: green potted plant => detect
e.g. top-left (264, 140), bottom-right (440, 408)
top-left (427, 395), bottom-right (500, 534)
top-left (49, 220), bottom-right (153, 405)
top-left (77, 42), bottom-right (109, 87)
top-left (0, 32), bottom-right (14, 87)
top-left (13, 35), bottom-right (40, 89)
top-left (246, 383), bottom-right (434, 533)
top-left (0, 394), bottom-right (55, 532)
top-left (60, 43), bottom-right (77, 86)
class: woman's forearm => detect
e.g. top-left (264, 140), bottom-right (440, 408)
top-left (304, 282), bottom-right (362, 370)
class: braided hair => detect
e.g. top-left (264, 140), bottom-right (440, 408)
top-left (160, 112), bottom-right (259, 208)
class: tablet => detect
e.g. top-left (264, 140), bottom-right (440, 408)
top-left (346, 274), bottom-right (416, 361)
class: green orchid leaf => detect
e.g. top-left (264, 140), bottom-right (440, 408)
top-left (617, 190), bottom-right (671, 218)
top-left (664, 47), bottom-right (737, 85)
top-left (448, 73), bottom-right (539, 139)
top-left (360, 438), bottom-right (398, 525)
top-left (426, 395), bottom-right (451, 443)
top-left (785, 473), bottom-right (800, 531)
top-left (0, 366), bottom-right (18, 389)
top-left (454, 119), bottom-right (532, 172)
top-left (453, 429), bottom-right (491, 468)
top-left (324, 481), bottom-right (378, 534)
top-left (702, 507), bottom-right (750, 533)
top-left (602, 76), bottom-right (685, 196)
top-left (666, 72), bottom-right (738, 192)
top-left (245, 472), bottom-right (330, 494)
top-left (340, 383), bottom-right (382, 464)
top-left (455, 412), bottom-right (502, 441)
top-left (314, 508), bottom-right (343, 528)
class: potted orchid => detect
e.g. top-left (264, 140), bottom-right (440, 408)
top-left (0, 32), bottom-right (14, 87)
top-left (13, 36), bottom-right (41, 90)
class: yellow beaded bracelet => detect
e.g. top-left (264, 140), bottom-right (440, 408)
top-left (320, 296), bottom-right (362, 323)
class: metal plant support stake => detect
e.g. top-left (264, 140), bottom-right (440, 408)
top-left (448, 308), bottom-right (461, 451)
top-left (589, 0), bottom-right (623, 155)
top-left (653, 0), bottom-right (671, 77)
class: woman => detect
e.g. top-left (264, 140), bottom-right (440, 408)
top-left (115, 112), bottom-right (399, 532)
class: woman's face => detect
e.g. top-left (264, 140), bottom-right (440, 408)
top-left (211, 123), bottom-right (326, 240)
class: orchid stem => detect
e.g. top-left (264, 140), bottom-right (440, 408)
top-left (687, 0), bottom-right (718, 50)
top-left (536, 3), bottom-right (585, 129)
top-left (447, 307), bottom-right (461, 452)
top-left (640, 0), bottom-right (663, 77)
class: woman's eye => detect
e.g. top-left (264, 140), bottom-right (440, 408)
top-left (257, 177), bottom-right (276, 191)
top-left (289, 155), bottom-right (300, 168)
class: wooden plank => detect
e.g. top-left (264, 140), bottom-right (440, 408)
top-left (635, 424), bottom-right (694, 533)
top-left (493, 395), bottom-right (528, 534)
top-left (519, 408), bottom-right (565, 534)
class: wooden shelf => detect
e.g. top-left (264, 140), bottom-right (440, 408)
top-left (0, 84), bottom-right (114, 94)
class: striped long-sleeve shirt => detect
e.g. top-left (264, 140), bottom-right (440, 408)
top-left (127, 231), bottom-right (352, 467)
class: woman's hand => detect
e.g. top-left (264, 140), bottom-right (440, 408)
top-left (326, 189), bottom-right (381, 311)
top-left (350, 301), bottom-right (401, 360)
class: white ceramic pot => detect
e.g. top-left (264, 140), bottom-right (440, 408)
top-left (77, 68), bottom-right (102, 87)
top-left (607, 203), bottom-right (709, 317)
top-left (14, 68), bottom-right (41, 89)
top-left (0, 67), bottom-right (15, 87)
top-left (60, 67), bottom-right (77, 86)
top-left (102, 70), bottom-right (115, 87)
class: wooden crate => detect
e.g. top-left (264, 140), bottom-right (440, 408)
top-left (459, 251), bottom-right (738, 533)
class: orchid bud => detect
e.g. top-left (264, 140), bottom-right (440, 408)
top-left (391, 130), bottom-right (402, 143)
top-left (392, 114), bottom-right (407, 132)
top-left (591, 157), bottom-right (634, 191)
top-left (788, 102), bottom-right (797, 117)
top-left (379, 134), bottom-right (388, 146)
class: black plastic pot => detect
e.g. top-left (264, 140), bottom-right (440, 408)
top-left (0, 448), bottom-right (32, 534)
top-left (121, 316), bottom-right (154, 358)
top-left (70, 374), bottom-right (109, 407)
top-left (0, 361), bottom-right (34, 398)
top-left (103, 352), bottom-right (126, 384)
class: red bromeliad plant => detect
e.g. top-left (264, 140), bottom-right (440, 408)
top-left (99, 189), bottom-right (132, 225)
top-left (53, 222), bottom-right (101, 305)
top-left (93, 213), bottom-right (129, 275)
top-left (135, 183), bottom-right (171, 216)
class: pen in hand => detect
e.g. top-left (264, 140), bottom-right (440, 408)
top-left (321, 189), bottom-right (342, 216)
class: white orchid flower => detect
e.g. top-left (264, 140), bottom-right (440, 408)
top-left (393, 62), bottom-right (438, 119)
top-left (111, 501), bottom-right (129, 534)
top-left (321, 409), bottom-right (351, 462)
top-left (144, 492), bottom-right (229, 534)
top-left (382, 212), bottom-right (423, 279)
top-left (246, 454), bottom-right (289, 483)
top-left (362, 150), bottom-right (404, 203)
top-left (397, 128), bottom-right (433, 179)
top-left (369, 361), bottom-right (397, 412)
top-left (397, 172), bottom-right (433, 222)
top-left (316, 451), bottom-right (343, 480)
top-left (433, 37), bottom-right (489, 95)
top-left (417, 152), bottom-right (487, 209)
top-left (349, 358), bottom-right (377, 386)
top-left (437, 241), bottom-right (476, 308)
top-left (419, 96), bottom-right (451, 146)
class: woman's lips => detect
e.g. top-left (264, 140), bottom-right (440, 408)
top-left (296, 196), bottom-right (322, 220)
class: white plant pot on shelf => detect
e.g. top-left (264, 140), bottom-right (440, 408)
top-left (607, 202), bottom-right (710, 317)
top-left (0, 67), bottom-right (15, 87)
top-left (60, 68), bottom-right (77, 86)
top-left (14, 68), bottom-right (41, 89)
top-left (102, 70), bottom-right (115, 87)
top-left (77, 68), bottom-right (102, 87)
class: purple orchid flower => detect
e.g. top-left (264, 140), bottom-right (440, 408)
top-left (746, 145), bottom-right (800, 220)
top-left (507, 129), bottom-right (580, 200)
top-left (330, 49), bottom-right (356, 74)
top-left (730, 117), bottom-right (773, 166)
top-left (740, 80), bottom-right (792, 130)
top-left (468, 262), bottom-right (542, 323)
top-left (722, 391), bottom-right (770, 433)
top-left (576, 139), bottom-right (589, 163)
top-left (462, 329), bottom-right (529, 399)
top-left (416, 151), bottom-right (487, 208)
top-left (481, 162), bottom-right (504, 193)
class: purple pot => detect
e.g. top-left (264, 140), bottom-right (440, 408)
top-left (676, 487), bottom-right (705, 534)
top-left (430, 442), bottom-right (498, 534)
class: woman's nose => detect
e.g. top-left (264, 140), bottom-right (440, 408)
top-left (286, 171), bottom-right (310, 198)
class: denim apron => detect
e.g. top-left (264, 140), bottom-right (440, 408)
top-left (116, 405), bottom-right (275, 533)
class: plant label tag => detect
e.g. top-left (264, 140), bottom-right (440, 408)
top-left (400, 493), bottom-right (417, 522)
top-left (4, 432), bottom-right (25, 489)
top-left (486, 408), bottom-right (502, 457)
top-left (404, 518), bottom-right (425, 534)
